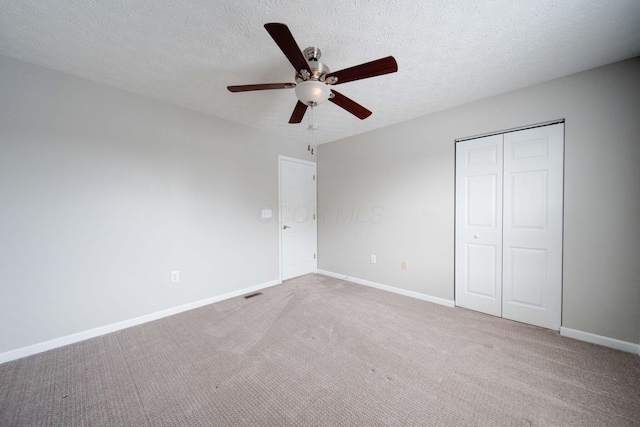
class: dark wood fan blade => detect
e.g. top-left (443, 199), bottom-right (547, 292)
top-left (289, 101), bottom-right (308, 123)
top-left (264, 23), bottom-right (311, 75)
top-left (329, 90), bottom-right (372, 120)
top-left (227, 83), bottom-right (295, 92)
top-left (326, 56), bottom-right (398, 85)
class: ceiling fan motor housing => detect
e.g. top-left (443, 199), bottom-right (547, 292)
top-left (296, 46), bottom-right (331, 83)
top-left (294, 46), bottom-right (334, 106)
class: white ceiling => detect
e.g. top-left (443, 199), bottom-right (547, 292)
top-left (1, 0), bottom-right (639, 145)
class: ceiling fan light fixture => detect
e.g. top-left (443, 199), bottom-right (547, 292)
top-left (228, 23), bottom-right (398, 123)
top-left (295, 80), bottom-right (330, 107)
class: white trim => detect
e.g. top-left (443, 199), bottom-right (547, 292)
top-left (455, 119), bottom-right (565, 143)
top-left (316, 270), bottom-right (639, 355)
top-left (278, 156), bottom-right (283, 282)
top-left (560, 327), bottom-right (640, 355)
top-left (0, 279), bottom-right (281, 364)
top-left (317, 270), bottom-right (455, 308)
top-left (277, 155), bottom-right (316, 167)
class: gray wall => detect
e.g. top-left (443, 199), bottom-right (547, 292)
top-left (318, 57), bottom-right (640, 345)
top-left (0, 55), bottom-right (313, 354)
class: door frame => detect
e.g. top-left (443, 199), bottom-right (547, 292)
top-left (278, 155), bottom-right (318, 282)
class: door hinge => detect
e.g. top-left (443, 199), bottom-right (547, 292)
top-left (313, 214), bottom-right (316, 220)
top-left (313, 253), bottom-right (316, 259)
top-left (313, 174), bottom-right (316, 181)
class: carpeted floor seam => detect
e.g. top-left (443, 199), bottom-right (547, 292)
top-left (115, 334), bottom-right (153, 427)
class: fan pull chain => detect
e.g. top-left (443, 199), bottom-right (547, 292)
top-left (307, 106), bottom-right (315, 155)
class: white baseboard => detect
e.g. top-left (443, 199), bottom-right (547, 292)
top-left (5, 276), bottom-right (636, 364)
top-left (0, 279), bottom-right (281, 365)
top-left (317, 270), bottom-right (639, 355)
top-left (317, 269), bottom-right (455, 308)
top-left (560, 327), bottom-right (640, 355)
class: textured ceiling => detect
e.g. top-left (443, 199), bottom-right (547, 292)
top-left (1, 0), bottom-right (639, 145)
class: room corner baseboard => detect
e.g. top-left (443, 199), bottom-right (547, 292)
top-left (560, 327), bottom-right (640, 355)
top-left (317, 271), bottom-right (639, 356)
top-left (317, 270), bottom-right (455, 308)
top-left (0, 279), bottom-right (282, 365)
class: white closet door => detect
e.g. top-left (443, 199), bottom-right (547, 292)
top-left (455, 134), bottom-right (503, 316)
top-left (502, 124), bottom-right (564, 330)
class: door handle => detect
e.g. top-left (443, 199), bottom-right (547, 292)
top-left (283, 225), bottom-right (291, 229)
top-left (473, 234), bottom-right (479, 239)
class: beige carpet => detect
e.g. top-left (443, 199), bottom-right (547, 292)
top-left (1, 273), bottom-right (639, 426)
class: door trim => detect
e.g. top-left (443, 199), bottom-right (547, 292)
top-left (278, 155), bottom-right (317, 282)
top-left (455, 119), bottom-right (565, 143)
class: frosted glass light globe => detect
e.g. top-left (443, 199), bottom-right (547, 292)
top-left (295, 80), bottom-right (330, 107)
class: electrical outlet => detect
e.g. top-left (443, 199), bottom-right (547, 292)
top-left (371, 254), bottom-right (377, 264)
top-left (402, 260), bottom-right (408, 270)
top-left (171, 270), bottom-right (180, 283)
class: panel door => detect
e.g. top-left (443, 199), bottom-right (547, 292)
top-left (502, 123), bottom-right (564, 330)
top-left (279, 157), bottom-right (317, 280)
top-left (455, 134), bottom-right (504, 317)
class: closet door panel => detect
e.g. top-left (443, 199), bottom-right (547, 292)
top-left (455, 134), bottom-right (503, 316)
top-left (502, 124), bottom-right (564, 330)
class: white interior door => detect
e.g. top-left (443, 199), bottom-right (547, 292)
top-left (455, 123), bottom-right (564, 331)
top-left (455, 134), bottom-right (503, 316)
top-left (502, 124), bottom-right (564, 330)
top-left (279, 156), bottom-right (317, 280)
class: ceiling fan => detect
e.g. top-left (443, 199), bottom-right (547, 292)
top-left (227, 23), bottom-right (398, 124)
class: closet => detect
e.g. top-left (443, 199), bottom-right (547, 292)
top-left (455, 122), bottom-right (564, 330)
